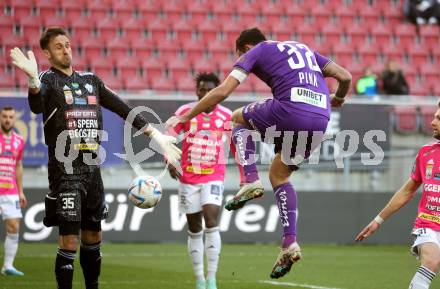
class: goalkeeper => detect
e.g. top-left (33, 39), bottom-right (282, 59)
top-left (10, 27), bottom-right (181, 289)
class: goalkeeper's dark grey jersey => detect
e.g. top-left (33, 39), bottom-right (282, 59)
top-left (28, 67), bottom-right (147, 173)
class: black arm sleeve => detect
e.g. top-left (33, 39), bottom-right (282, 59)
top-left (97, 78), bottom-right (148, 131)
top-left (28, 89), bottom-right (44, 113)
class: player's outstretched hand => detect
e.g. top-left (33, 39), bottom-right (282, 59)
top-left (10, 47), bottom-right (38, 79)
top-left (355, 220), bottom-right (381, 242)
top-left (149, 127), bottom-right (182, 168)
top-left (330, 94), bottom-right (345, 108)
top-left (165, 116), bottom-right (185, 129)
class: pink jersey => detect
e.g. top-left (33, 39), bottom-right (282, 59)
top-left (172, 103), bottom-right (232, 184)
top-left (0, 131), bottom-right (24, 195)
top-left (411, 141), bottom-right (440, 231)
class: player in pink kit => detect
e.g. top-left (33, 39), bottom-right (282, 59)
top-left (356, 103), bottom-right (440, 289)
top-left (168, 73), bottom-right (232, 289)
top-left (0, 106), bottom-right (26, 276)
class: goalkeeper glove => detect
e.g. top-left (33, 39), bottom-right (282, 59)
top-left (149, 126), bottom-right (182, 168)
top-left (10, 47), bottom-right (40, 89)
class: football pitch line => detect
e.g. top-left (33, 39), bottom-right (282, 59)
top-left (260, 280), bottom-right (343, 289)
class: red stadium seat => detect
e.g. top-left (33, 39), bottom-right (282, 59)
top-left (420, 64), bottom-right (439, 86)
top-left (146, 18), bottom-right (170, 41)
top-left (60, 0), bottom-right (84, 20)
top-left (221, 21), bottom-right (247, 43)
top-left (198, 19), bottom-right (222, 42)
top-left (295, 23), bottom-right (317, 45)
top-left (2, 34), bottom-right (27, 55)
top-left (97, 17), bottom-right (120, 42)
top-left (333, 5), bottom-right (356, 26)
top-left (381, 43), bottom-right (405, 63)
top-left (270, 20), bottom-right (294, 41)
top-left (345, 24), bottom-right (368, 44)
top-left (370, 24), bottom-right (392, 45)
top-left (176, 75), bottom-right (195, 92)
top-left (235, 2), bottom-right (258, 24)
top-left (332, 42), bottom-right (354, 64)
top-left (89, 55), bottom-right (114, 77)
top-left (0, 74), bottom-right (15, 89)
top-left (392, 106), bottom-right (419, 134)
top-left (251, 77), bottom-right (271, 95)
top-left (35, 0), bottom-right (59, 18)
top-left (124, 75), bottom-right (149, 91)
top-left (410, 81), bottom-right (430, 96)
top-left (419, 25), bottom-right (440, 51)
top-left (211, 1), bottom-right (233, 22)
top-left (122, 18), bottom-right (144, 40)
top-left (217, 57), bottom-right (235, 78)
top-left (20, 16), bottom-right (43, 41)
top-left (86, 0), bottom-right (110, 19)
top-left (185, 1), bottom-right (208, 23)
top-left (155, 38), bottom-right (179, 59)
top-left (10, 0), bottom-right (32, 19)
top-left (134, 0), bottom-right (160, 19)
top-left (100, 74), bottom-right (124, 91)
top-left (357, 42), bottom-right (380, 64)
top-left (382, 4), bottom-right (404, 25)
top-left (112, 0), bottom-right (135, 21)
top-left (81, 36), bottom-right (105, 59)
top-left (207, 39), bottom-right (230, 60)
top-left (285, 4), bottom-right (307, 21)
top-left (258, 1), bottom-right (284, 23)
top-left (172, 19), bottom-right (196, 43)
top-left (310, 5), bottom-right (332, 26)
top-left (357, 5), bottom-right (381, 26)
top-left (107, 36), bottom-right (131, 59)
top-left (130, 36), bottom-right (154, 59)
top-left (162, 0), bottom-right (185, 22)
top-left (71, 16), bottom-right (95, 40)
top-left (406, 43), bottom-right (430, 66)
top-left (394, 24), bottom-right (417, 47)
top-left (167, 57), bottom-right (191, 79)
top-left (44, 16), bottom-right (68, 29)
top-left (192, 58), bottom-right (216, 73)
top-left (419, 106), bottom-right (437, 134)
top-left (321, 23), bottom-right (343, 47)
top-left (181, 38), bottom-right (205, 62)
top-left (150, 75), bottom-right (175, 91)
top-left (116, 55), bottom-right (139, 80)
top-left (141, 56), bottom-right (166, 80)
top-left (433, 83), bottom-right (440, 97)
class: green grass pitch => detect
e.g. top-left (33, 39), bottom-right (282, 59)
top-left (1, 243), bottom-right (437, 289)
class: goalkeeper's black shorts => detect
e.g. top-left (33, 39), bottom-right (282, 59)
top-left (44, 163), bottom-right (108, 234)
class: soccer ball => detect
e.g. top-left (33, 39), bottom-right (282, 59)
top-left (128, 175), bottom-right (162, 209)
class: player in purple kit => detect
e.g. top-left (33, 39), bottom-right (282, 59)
top-left (167, 28), bottom-right (352, 278)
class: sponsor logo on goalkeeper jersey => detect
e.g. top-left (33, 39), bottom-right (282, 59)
top-left (85, 83), bottom-right (93, 93)
top-left (87, 95), bottom-right (97, 105)
top-left (63, 85), bottom-right (73, 104)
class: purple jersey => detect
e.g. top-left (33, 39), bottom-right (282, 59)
top-left (233, 41), bottom-right (332, 118)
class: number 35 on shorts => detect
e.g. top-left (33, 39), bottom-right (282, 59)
top-left (62, 197), bottom-right (75, 209)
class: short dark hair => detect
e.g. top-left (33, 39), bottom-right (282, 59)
top-left (236, 27), bottom-right (267, 53)
top-left (195, 72), bottom-right (220, 87)
top-left (1, 106), bottom-right (15, 112)
top-left (40, 27), bottom-right (69, 50)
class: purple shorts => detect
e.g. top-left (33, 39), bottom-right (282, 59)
top-left (242, 98), bottom-right (329, 170)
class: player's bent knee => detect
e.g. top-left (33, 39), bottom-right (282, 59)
top-left (423, 257), bottom-right (440, 273)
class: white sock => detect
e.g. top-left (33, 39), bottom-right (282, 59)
top-left (409, 266), bottom-right (436, 289)
top-left (3, 233), bottom-right (19, 269)
top-left (188, 230), bottom-right (204, 280)
top-left (205, 226), bottom-right (221, 280)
